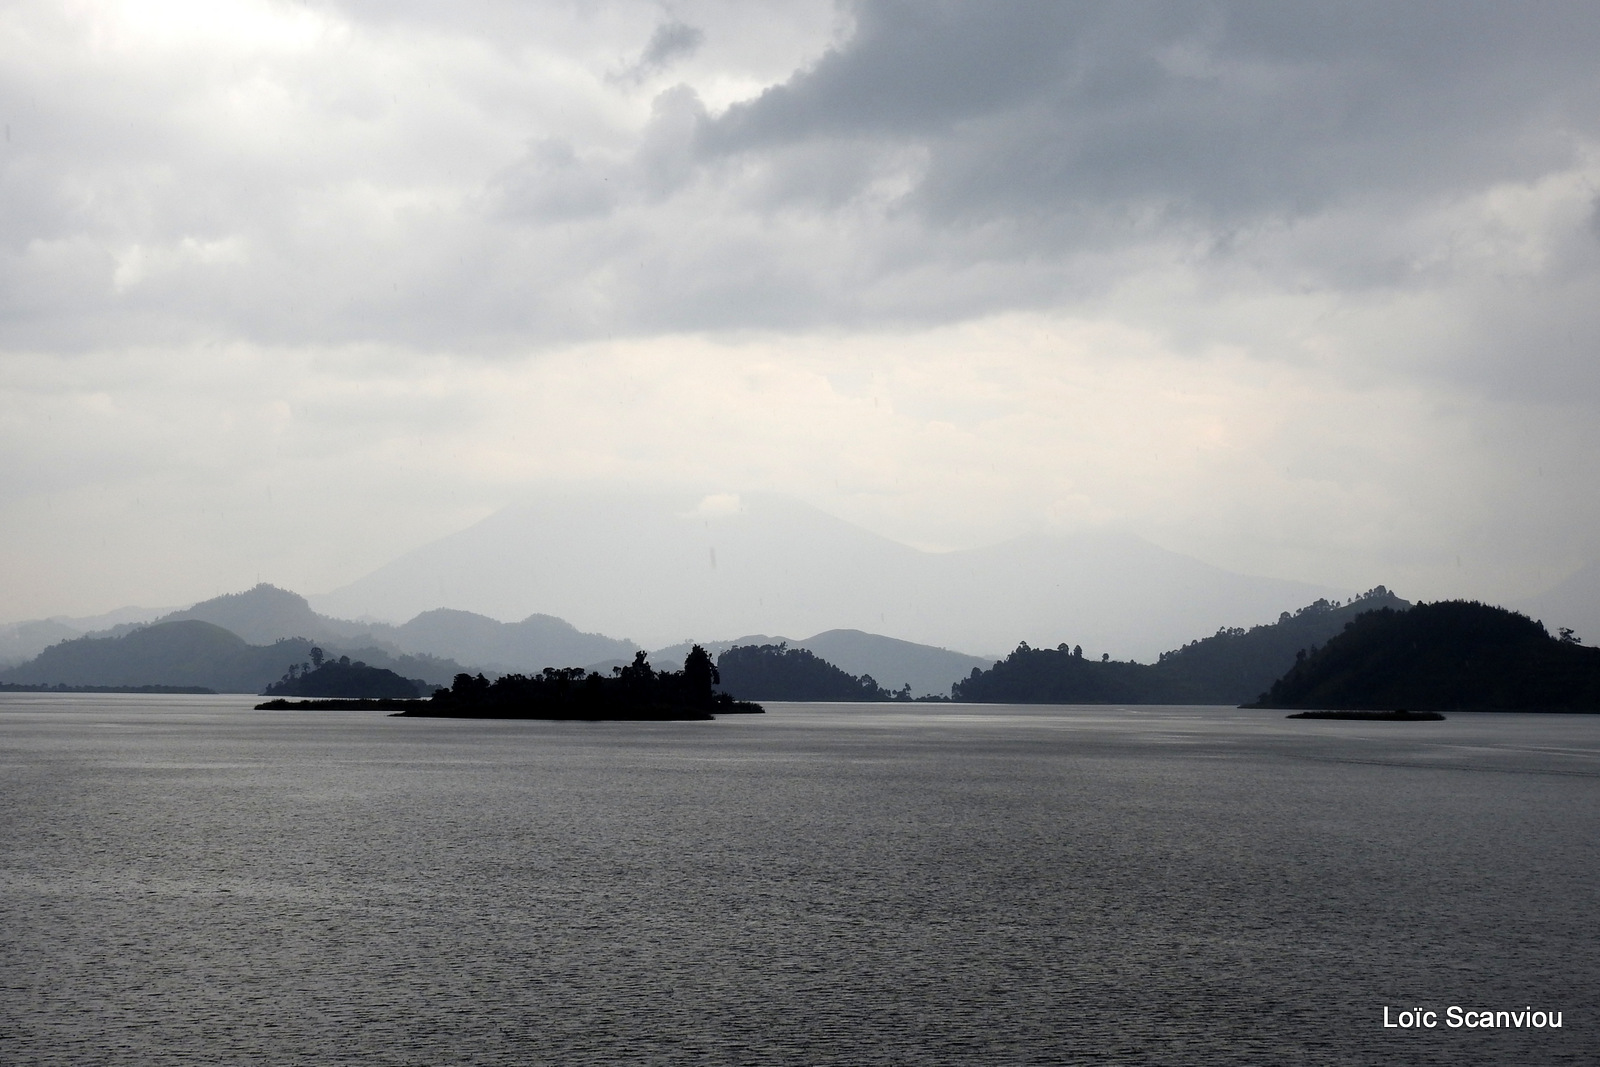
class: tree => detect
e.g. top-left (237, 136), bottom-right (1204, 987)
top-left (683, 644), bottom-right (719, 704)
top-left (309, 646), bottom-right (325, 668)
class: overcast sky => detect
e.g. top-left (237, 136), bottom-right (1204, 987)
top-left (4, 0), bottom-right (1600, 621)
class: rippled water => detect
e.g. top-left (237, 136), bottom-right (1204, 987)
top-left (2, 695), bottom-right (1597, 1065)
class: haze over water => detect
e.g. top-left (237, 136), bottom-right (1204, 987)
top-left (3, 696), bottom-right (1596, 1065)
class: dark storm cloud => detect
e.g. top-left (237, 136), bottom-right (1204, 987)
top-left (703, 1), bottom-right (1600, 226)
top-left (5, 0), bottom-right (1600, 387)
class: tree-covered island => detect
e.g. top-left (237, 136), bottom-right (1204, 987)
top-left (395, 646), bottom-right (762, 720)
top-left (261, 647), bottom-right (426, 699)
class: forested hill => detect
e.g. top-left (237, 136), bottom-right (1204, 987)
top-left (953, 588), bottom-right (1408, 705)
top-left (716, 643), bottom-right (903, 701)
top-left (1147, 587), bottom-right (1410, 703)
top-left (1249, 601), bottom-right (1600, 712)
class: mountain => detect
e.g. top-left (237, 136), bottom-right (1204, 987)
top-left (646, 630), bottom-right (986, 698)
top-left (1249, 601), bottom-right (1600, 712)
top-left (312, 487), bottom-right (1338, 661)
top-left (390, 609), bottom-right (635, 673)
top-left (951, 589), bottom-right (1411, 704)
top-left (0, 621), bottom-right (301, 693)
top-left (0, 605), bottom-right (169, 667)
top-left (0, 619), bottom-right (81, 669)
top-left (155, 585), bottom-right (367, 646)
top-left (716, 644), bottom-right (896, 701)
top-left (785, 630), bottom-right (989, 697)
top-left (148, 584), bottom-right (636, 675)
top-left (0, 620), bottom-right (467, 693)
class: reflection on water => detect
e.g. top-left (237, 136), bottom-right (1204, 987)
top-left (2, 695), bottom-right (1596, 1065)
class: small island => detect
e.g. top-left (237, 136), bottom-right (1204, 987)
top-left (1286, 710), bottom-right (1446, 721)
top-left (258, 647), bottom-right (763, 721)
top-left (262, 649), bottom-right (426, 699)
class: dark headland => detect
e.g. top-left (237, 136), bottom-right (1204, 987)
top-left (1248, 600), bottom-right (1600, 713)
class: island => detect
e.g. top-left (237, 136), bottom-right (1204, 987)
top-left (262, 651), bottom-right (427, 699)
top-left (258, 647), bottom-right (763, 721)
top-left (1286, 710), bottom-right (1446, 721)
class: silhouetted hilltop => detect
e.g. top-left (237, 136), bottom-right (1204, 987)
top-left (395, 647), bottom-right (761, 720)
top-left (262, 653), bottom-right (424, 699)
top-left (0, 620), bottom-right (468, 693)
top-left (1249, 601), bottom-right (1600, 712)
top-left (953, 589), bottom-right (1409, 704)
top-left (715, 643), bottom-right (902, 701)
top-left (156, 584), bottom-right (369, 646)
top-left (1521, 561), bottom-right (1600, 655)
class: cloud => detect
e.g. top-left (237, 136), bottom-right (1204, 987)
top-left (613, 19), bottom-right (706, 86)
top-left (4, 0), bottom-right (1600, 620)
top-left (7, 0), bottom-right (1598, 379)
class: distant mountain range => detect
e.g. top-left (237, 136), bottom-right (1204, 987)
top-left (310, 487), bottom-right (1340, 662)
top-left (0, 621), bottom-right (455, 694)
top-left (0, 604), bottom-right (170, 668)
top-left (1, 488), bottom-right (1430, 697)
top-left (0, 584), bottom-right (988, 696)
top-left (0, 581), bottom-right (1428, 705)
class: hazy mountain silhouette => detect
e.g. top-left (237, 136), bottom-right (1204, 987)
top-left (312, 487), bottom-right (1336, 661)
top-left (391, 608), bottom-right (635, 673)
top-left (1249, 601), bottom-right (1600, 712)
top-left (0, 604), bottom-right (169, 667)
top-left (156, 584), bottom-right (369, 646)
top-left (152, 584), bottom-right (637, 676)
top-left (0, 620), bottom-right (467, 693)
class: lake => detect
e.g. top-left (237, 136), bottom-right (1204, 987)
top-left (2, 695), bottom-right (1596, 1065)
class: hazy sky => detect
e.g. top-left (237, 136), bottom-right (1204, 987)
top-left (4, 0), bottom-right (1600, 621)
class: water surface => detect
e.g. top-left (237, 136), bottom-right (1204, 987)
top-left (2, 695), bottom-right (1596, 1064)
